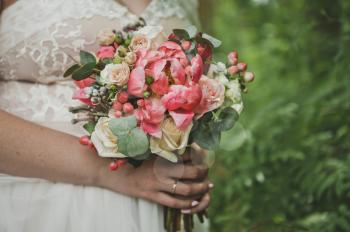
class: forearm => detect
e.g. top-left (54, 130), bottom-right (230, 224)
top-left (0, 110), bottom-right (109, 186)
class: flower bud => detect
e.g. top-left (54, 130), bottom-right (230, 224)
top-left (116, 159), bottom-right (127, 167)
top-left (228, 51), bottom-right (238, 65)
top-left (113, 101), bottom-right (123, 111)
top-left (146, 76), bottom-right (154, 85)
top-left (117, 46), bottom-right (127, 57)
top-left (228, 66), bottom-right (239, 76)
top-left (113, 56), bottom-right (123, 64)
top-left (168, 33), bottom-right (178, 40)
top-left (143, 91), bottom-right (151, 98)
top-left (243, 72), bottom-right (255, 83)
top-left (125, 52), bottom-right (137, 65)
top-left (181, 41), bottom-right (192, 51)
top-left (123, 103), bottom-right (134, 114)
top-left (117, 91), bottom-right (129, 104)
top-left (237, 62), bottom-right (247, 72)
top-left (124, 38), bottom-right (132, 47)
top-left (115, 33), bottom-right (124, 44)
top-left (137, 99), bottom-right (145, 107)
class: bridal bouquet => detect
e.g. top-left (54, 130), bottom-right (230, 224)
top-left (65, 19), bottom-right (254, 232)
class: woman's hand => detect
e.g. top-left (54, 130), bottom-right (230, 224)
top-left (98, 144), bottom-right (212, 213)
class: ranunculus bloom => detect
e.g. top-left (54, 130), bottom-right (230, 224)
top-left (128, 67), bottom-right (147, 97)
top-left (190, 54), bottom-right (204, 83)
top-left (91, 117), bottom-right (127, 158)
top-left (135, 97), bottom-right (166, 138)
top-left (130, 34), bottom-right (151, 52)
top-left (130, 26), bottom-right (165, 52)
top-left (96, 46), bottom-right (115, 60)
top-left (100, 63), bottom-right (130, 86)
top-left (161, 84), bottom-right (202, 111)
top-left (97, 29), bottom-right (116, 46)
top-left (150, 118), bottom-right (193, 163)
top-left (195, 75), bottom-right (225, 115)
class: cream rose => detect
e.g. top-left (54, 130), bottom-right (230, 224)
top-left (225, 79), bottom-right (244, 114)
top-left (129, 26), bottom-right (165, 51)
top-left (97, 28), bottom-right (116, 46)
top-left (150, 118), bottom-right (193, 163)
top-left (91, 117), bottom-right (126, 158)
top-left (100, 63), bottom-right (130, 86)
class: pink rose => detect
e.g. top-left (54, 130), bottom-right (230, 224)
top-left (127, 67), bottom-right (147, 97)
top-left (135, 97), bottom-right (166, 138)
top-left (190, 54), bottom-right (204, 83)
top-left (195, 75), bottom-right (225, 114)
top-left (96, 46), bottom-right (115, 60)
top-left (161, 84), bottom-right (202, 112)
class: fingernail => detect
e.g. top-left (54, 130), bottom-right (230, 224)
top-left (209, 183), bottom-right (214, 189)
top-left (181, 209), bottom-right (192, 214)
top-left (191, 201), bottom-right (199, 207)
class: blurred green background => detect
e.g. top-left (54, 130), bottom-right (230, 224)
top-left (199, 0), bottom-right (350, 231)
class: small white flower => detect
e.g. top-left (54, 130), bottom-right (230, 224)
top-left (225, 79), bottom-right (244, 114)
top-left (97, 28), bottom-right (115, 46)
top-left (216, 62), bottom-right (227, 73)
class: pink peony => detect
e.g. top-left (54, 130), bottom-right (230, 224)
top-left (96, 46), bottom-right (115, 60)
top-left (195, 75), bottom-right (225, 115)
top-left (190, 54), bottom-right (204, 83)
top-left (161, 84), bottom-right (202, 112)
top-left (127, 67), bottom-right (147, 97)
top-left (159, 41), bottom-right (189, 67)
top-left (135, 97), bottom-right (166, 138)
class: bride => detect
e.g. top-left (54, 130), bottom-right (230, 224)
top-left (0, 0), bottom-right (212, 231)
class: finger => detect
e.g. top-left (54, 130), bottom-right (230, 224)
top-left (181, 192), bottom-right (211, 214)
top-left (161, 179), bottom-right (210, 197)
top-left (154, 192), bottom-right (200, 209)
top-left (168, 163), bottom-right (208, 180)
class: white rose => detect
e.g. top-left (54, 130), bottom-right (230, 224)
top-left (225, 79), bottom-right (244, 114)
top-left (100, 63), bottom-right (130, 86)
top-left (150, 118), bottom-right (193, 163)
top-left (91, 117), bottom-right (126, 158)
top-left (97, 28), bottom-right (115, 46)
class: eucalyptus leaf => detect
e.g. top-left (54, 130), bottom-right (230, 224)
top-left (202, 33), bottom-right (222, 48)
top-left (83, 122), bottom-right (96, 135)
top-left (63, 64), bottom-right (80, 78)
top-left (173, 29), bottom-right (190, 40)
top-left (80, 50), bottom-right (96, 65)
top-left (215, 108), bottom-right (239, 131)
top-left (109, 115), bottom-right (138, 137)
top-left (192, 125), bottom-right (221, 150)
top-left (126, 128), bottom-right (149, 156)
top-left (185, 25), bottom-right (198, 38)
top-left (72, 62), bottom-right (95, 81)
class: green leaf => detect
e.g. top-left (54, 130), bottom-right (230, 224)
top-left (185, 25), bottom-right (198, 38)
top-left (83, 122), bottom-right (96, 135)
top-left (173, 29), bottom-right (190, 40)
top-left (202, 33), bottom-right (222, 48)
top-left (109, 116), bottom-right (138, 137)
top-left (63, 64), bottom-right (80, 78)
top-left (80, 50), bottom-right (96, 65)
top-left (72, 62), bottom-right (96, 81)
top-left (126, 128), bottom-right (149, 156)
top-left (215, 108), bottom-right (240, 131)
top-left (192, 125), bottom-right (221, 150)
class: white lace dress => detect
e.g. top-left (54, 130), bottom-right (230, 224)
top-left (0, 0), bottom-right (206, 231)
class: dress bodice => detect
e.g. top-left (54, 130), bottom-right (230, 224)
top-left (0, 0), bottom-right (199, 126)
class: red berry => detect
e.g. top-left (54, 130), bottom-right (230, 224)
top-left (113, 102), bottom-right (123, 111)
top-left (109, 161), bottom-right (118, 171)
top-left (123, 103), bottom-right (134, 114)
top-left (116, 159), bottom-right (127, 167)
top-left (243, 72), bottom-right (255, 83)
top-left (88, 141), bottom-right (95, 150)
top-left (228, 51), bottom-right (238, 65)
top-left (79, 135), bottom-right (90, 146)
top-left (118, 91), bottom-right (129, 104)
top-left (114, 110), bottom-right (122, 118)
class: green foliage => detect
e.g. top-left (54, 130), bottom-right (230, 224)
top-left (109, 116), bottom-right (149, 157)
top-left (201, 0), bottom-right (350, 231)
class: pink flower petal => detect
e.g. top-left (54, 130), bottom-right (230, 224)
top-left (169, 110), bottom-right (195, 130)
top-left (190, 54), bottom-right (204, 83)
top-left (128, 67), bottom-right (146, 97)
top-left (170, 58), bottom-right (186, 85)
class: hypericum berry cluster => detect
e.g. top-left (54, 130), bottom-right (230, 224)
top-left (227, 51), bottom-right (254, 92)
top-left (111, 91), bottom-right (134, 118)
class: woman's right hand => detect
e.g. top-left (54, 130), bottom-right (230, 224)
top-left (99, 151), bottom-right (212, 213)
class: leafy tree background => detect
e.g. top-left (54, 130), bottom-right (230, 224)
top-left (199, 0), bottom-right (350, 231)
